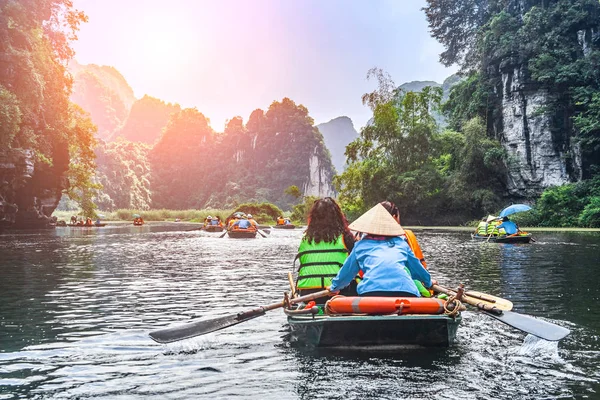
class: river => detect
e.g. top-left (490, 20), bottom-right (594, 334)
top-left (0, 224), bottom-right (598, 399)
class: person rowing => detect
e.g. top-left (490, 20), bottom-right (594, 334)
top-left (329, 203), bottom-right (436, 298)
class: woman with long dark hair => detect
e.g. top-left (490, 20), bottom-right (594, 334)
top-left (295, 197), bottom-right (355, 300)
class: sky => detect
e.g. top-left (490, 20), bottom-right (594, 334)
top-left (71, 0), bottom-right (457, 131)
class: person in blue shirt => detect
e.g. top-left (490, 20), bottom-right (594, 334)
top-left (329, 203), bottom-right (435, 297)
top-left (234, 218), bottom-right (253, 229)
top-left (497, 217), bottom-right (519, 235)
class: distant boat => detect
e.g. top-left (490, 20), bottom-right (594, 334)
top-left (471, 233), bottom-right (532, 243)
top-left (204, 225), bottom-right (224, 232)
top-left (273, 224), bottom-right (295, 229)
top-left (67, 223), bottom-right (106, 228)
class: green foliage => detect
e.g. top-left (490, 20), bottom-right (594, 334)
top-left (116, 95), bottom-right (181, 144)
top-left (64, 105), bottom-right (100, 218)
top-left (94, 139), bottom-right (152, 210)
top-left (579, 197), bottom-right (600, 228)
top-left (426, 0), bottom-right (600, 174)
top-left (149, 98), bottom-right (335, 211)
top-left (0, 85), bottom-right (21, 148)
top-left (511, 174), bottom-right (600, 227)
top-left (291, 196), bottom-right (320, 223)
top-left (284, 185), bottom-right (302, 199)
top-left (336, 69), bottom-right (506, 224)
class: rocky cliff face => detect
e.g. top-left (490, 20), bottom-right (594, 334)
top-left (316, 116), bottom-right (358, 172)
top-left (0, 149), bottom-right (64, 228)
top-left (495, 66), bottom-right (582, 197)
top-left (303, 147), bottom-right (336, 198)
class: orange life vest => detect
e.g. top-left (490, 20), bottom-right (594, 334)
top-left (404, 229), bottom-right (426, 269)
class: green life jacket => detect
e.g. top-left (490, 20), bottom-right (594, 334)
top-left (476, 221), bottom-right (487, 235)
top-left (296, 235), bottom-right (348, 290)
top-left (486, 222), bottom-right (498, 235)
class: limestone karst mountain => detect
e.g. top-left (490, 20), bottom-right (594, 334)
top-left (316, 116), bottom-right (359, 172)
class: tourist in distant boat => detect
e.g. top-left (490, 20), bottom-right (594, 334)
top-left (95, 218), bottom-right (101, 226)
top-left (284, 218), bottom-right (292, 225)
top-left (475, 217), bottom-right (487, 236)
top-left (71, 215), bottom-right (77, 225)
top-left (497, 216), bottom-right (519, 235)
top-left (233, 217), bottom-right (254, 230)
top-left (85, 217), bottom-right (92, 226)
top-left (329, 203), bottom-right (435, 298)
top-left (277, 216), bottom-right (285, 225)
top-left (247, 214), bottom-right (258, 228)
top-left (204, 215), bottom-right (213, 227)
top-left (295, 197), bottom-right (356, 302)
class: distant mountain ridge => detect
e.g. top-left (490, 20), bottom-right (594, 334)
top-left (316, 116), bottom-right (358, 172)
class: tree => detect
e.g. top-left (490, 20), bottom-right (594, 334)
top-left (284, 185), bottom-right (302, 199)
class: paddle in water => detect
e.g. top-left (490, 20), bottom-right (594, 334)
top-left (433, 284), bottom-right (570, 341)
top-left (149, 289), bottom-right (330, 343)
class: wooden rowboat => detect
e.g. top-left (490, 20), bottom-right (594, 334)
top-left (67, 223), bottom-right (106, 227)
top-left (227, 229), bottom-right (257, 238)
top-left (273, 224), bottom-right (296, 229)
top-left (471, 233), bottom-right (532, 243)
top-left (204, 225), bottom-right (224, 232)
top-left (286, 312), bottom-right (461, 348)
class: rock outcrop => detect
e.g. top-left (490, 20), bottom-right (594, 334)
top-left (316, 116), bottom-right (358, 173)
top-left (495, 66), bottom-right (582, 197)
top-left (303, 147), bottom-right (336, 197)
top-left (0, 149), bottom-right (64, 229)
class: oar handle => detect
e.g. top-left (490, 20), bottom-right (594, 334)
top-left (260, 289), bottom-right (331, 313)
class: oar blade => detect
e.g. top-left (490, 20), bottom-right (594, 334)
top-left (149, 311), bottom-right (264, 344)
top-left (485, 310), bottom-right (570, 341)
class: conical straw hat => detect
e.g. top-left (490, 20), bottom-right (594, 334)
top-left (349, 203), bottom-right (405, 236)
top-left (486, 215), bottom-right (498, 223)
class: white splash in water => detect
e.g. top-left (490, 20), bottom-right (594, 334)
top-left (518, 334), bottom-right (561, 361)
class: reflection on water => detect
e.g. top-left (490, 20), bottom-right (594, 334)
top-left (0, 225), bottom-right (598, 399)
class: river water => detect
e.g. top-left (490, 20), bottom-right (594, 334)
top-left (0, 224), bottom-right (598, 399)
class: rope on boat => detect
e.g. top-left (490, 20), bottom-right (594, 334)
top-left (443, 294), bottom-right (463, 317)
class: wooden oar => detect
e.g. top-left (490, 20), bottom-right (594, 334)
top-left (433, 285), bottom-right (570, 341)
top-left (287, 271), bottom-right (296, 298)
top-left (218, 230), bottom-right (228, 238)
top-left (257, 229), bottom-right (267, 238)
top-left (149, 289), bottom-right (330, 344)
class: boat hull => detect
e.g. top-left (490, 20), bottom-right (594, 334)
top-left (287, 314), bottom-right (461, 348)
top-left (204, 225), bottom-right (224, 232)
top-left (471, 233), bottom-right (532, 243)
top-left (227, 230), bottom-right (257, 238)
top-left (67, 224), bottom-right (106, 227)
top-left (273, 224), bottom-right (295, 229)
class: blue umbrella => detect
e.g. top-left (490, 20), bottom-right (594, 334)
top-left (499, 204), bottom-right (532, 218)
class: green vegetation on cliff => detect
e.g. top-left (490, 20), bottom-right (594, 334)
top-left (70, 61), bottom-right (135, 141)
top-left (335, 68), bottom-right (506, 224)
top-left (0, 0), bottom-right (97, 223)
top-left (95, 140), bottom-right (152, 210)
top-left (116, 95), bottom-right (181, 144)
top-left (149, 98), bottom-right (335, 210)
top-left (423, 0), bottom-right (600, 226)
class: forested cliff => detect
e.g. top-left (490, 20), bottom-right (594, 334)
top-left (426, 0), bottom-right (600, 197)
top-left (0, 1), bottom-right (95, 228)
top-left (150, 99), bottom-right (335, 210)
